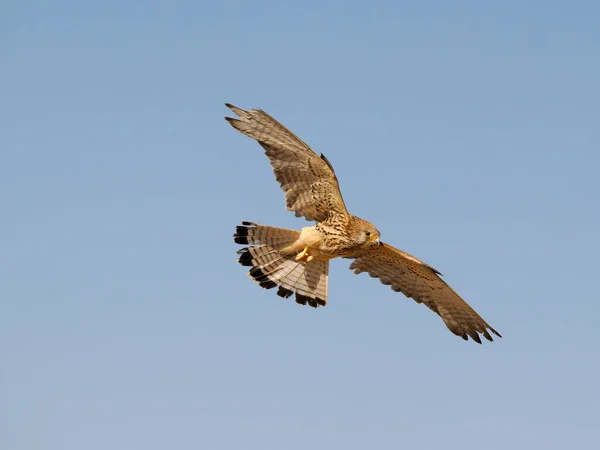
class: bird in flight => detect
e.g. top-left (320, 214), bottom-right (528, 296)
top-left (226, 104), bottom-right (501, 343)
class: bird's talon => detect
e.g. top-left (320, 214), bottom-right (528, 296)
top-left (295, 247), bottom-right (309, 262)
top-left (295, 247), bottom-right (313, 263)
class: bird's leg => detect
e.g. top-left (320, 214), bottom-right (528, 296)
top-left (295, 247), bottom-right (314, 263)
top-left (295, 247), bottom-right (308, 261)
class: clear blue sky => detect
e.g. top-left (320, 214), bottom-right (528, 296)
top-left (2, 1), bottom-right (599, 449)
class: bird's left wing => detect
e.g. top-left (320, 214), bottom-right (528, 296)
top-left (349, 243), bottom-right (501, 343)
top-left (225, 104), bottom-right (349, 223)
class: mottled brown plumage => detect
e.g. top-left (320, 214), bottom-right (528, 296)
top-left (226, 103), bottom-right (501, 344)
top-left (225, 103), bottom-right (348, 222)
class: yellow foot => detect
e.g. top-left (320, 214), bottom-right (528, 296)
top-left (295, 247), bottom-right (314, 263)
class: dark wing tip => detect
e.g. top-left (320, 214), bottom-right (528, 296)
top-left (457, 329), bottom-right (491, 344)
top-left (225, 103), bottom-right (244, 123)
top-left (224, 103), bottom-right (234, 120)
top-left (464, 326), bottom-right (502, 344)
top-left (224, 117), bottom-right (239, 127)
top-left (469, 331), bottom-right (483, 344)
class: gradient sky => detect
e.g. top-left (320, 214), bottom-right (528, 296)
top-left (2, 1), bottom-right (599, 449)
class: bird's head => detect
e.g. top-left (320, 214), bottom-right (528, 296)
top-left (351, 216), bottom-right (382, 247)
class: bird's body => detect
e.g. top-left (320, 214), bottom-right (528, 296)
top-left (226, 103), bottom-right (501, 344)
top-left (283, 225), bottom-right (338, 262)
top-left (292, 216), bottom-right (381, 261)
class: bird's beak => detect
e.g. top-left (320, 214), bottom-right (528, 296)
top-left (375, 237), bottom-right (382, 245)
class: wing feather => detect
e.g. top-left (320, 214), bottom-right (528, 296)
top-left (349, 243), bottom-right (501, 343)
top-left (225, 104), bottom-right (349, 222)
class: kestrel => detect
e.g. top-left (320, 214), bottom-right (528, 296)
top-left (226, 103), bottom-right (501, 343)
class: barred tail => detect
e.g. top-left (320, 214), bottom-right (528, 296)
top-left (234, 221), bottom-right (329, 307)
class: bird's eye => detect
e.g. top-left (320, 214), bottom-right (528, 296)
top-left (365, 231), bottom-right (371, 237)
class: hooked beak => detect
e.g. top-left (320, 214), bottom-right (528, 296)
top-left (375, 237), bottom-right (382, 245)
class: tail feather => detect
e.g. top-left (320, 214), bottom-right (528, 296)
top-left (234, 222), bottom-right (329, 307)
top-left (234, 221), bottom-right (300, 247)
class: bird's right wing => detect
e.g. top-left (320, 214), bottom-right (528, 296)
top-left (349, 243), bottom-right (501, 343)
top-left (225, 104), bottom-right (349, 222)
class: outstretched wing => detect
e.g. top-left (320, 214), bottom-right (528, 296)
top-left (349, 243), bottom-right (501, 343)
top-left (225, 104), bottom-right (349, 223)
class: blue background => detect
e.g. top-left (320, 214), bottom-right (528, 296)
top-left (2, 1), bottom-right (599, 449)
